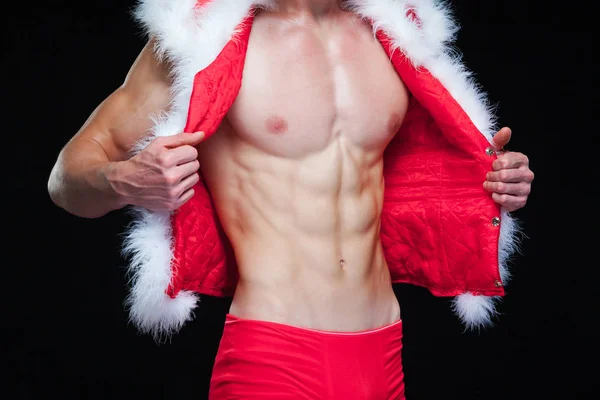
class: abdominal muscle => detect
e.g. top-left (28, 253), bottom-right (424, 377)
top-left (198, 120), bottom-right (401, 332)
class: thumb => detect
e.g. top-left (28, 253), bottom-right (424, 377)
top-left (492, 127), bottom-right (511, 150)
top-left (161, 131), bottom-right (205, 148)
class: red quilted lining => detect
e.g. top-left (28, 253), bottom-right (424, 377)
top-left (378, 32), bottom-right (503, 297)
top-left (167, 17), bottom-right (504, 300)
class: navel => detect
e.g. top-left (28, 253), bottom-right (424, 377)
top-left (265, 116), bottom-right (288, 135)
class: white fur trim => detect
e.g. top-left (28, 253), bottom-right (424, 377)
top-left (451, 292), bottom-right (498, 330)
top-left (451, 209), bottom-right (521, 330)
top-left (123, 0), bottom-right (272, 341)
top-left (121, 207), bottom-right (197, 342)
top-left (347, 0), bottom-right (521, 329)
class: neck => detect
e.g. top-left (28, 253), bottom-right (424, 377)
top-left (273, 0), bottom-right (343, 16)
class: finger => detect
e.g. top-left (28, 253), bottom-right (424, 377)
top-left (492, 193), bottom-right (527, 212)
top-left (486, 166), bottom-right (534, 183)
top-left (175, 171), bottom-right (200, 194)
top-left (492, 152), bottom-right (529, 170)
top-left (167, 145), bottom-right (199, 165)
top-left (483, 181), bottom-right (531, 196)
top-left (175, 188), bottom-right (195, 209)
top-left (492, 127), bottom-right (512, 150)
top-left (156, 131), bottom-right (205, 149)
top-left (171, 160), bottom-right (200, 181)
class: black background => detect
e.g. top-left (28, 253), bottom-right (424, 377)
top-left (5, 1), bottom-right (597, 399)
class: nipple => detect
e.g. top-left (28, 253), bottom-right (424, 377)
top-left (266, 116), bottom-right (288, 135)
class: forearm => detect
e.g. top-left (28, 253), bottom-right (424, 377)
top-left (48, 41), bottom-right (176, 218)
top-left (48, 141), bottom-right (127, 218)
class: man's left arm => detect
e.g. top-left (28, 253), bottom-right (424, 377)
top-left (483, 127), bottom-right (535, 212)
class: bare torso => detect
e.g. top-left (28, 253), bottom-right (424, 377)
top-left (197, 9), bottom-right (409, 331)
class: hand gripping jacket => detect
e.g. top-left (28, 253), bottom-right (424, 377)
top-left (124, 0), bottom-right (520, 340)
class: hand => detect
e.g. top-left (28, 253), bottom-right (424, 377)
top-left (107, 131), bottom-right (205, 212)
top-left (483, 127), bottom-right (534, 212)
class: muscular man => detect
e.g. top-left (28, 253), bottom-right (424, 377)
top-left (48, 0), bottom-right (534, 398)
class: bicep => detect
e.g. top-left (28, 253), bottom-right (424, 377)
top-left (66, 39), bottom-right (172, 161)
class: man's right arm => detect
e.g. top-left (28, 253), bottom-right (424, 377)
top-left (48, 40), bottom-right (204, 218)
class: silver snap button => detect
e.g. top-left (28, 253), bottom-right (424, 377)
top-left (485, 147), bottom-right (495, 156)
top-left (491, 216), bottom-right (500, 227)
top-left (494, 280), bottom-right (503, 287)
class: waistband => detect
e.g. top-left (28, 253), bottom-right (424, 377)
top-left (224, 313), bottom-right (402, 337)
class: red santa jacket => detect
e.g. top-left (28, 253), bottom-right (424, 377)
top-left (123, 0), bottom-right (519, 340)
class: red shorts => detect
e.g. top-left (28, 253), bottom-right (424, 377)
top-left (209, 314), bottom-right (405, 399)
